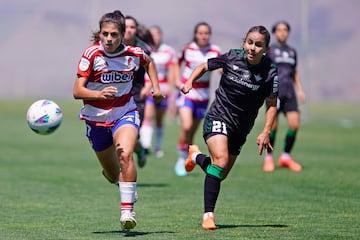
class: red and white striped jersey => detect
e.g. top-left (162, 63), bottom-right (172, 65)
top-left (77, 41), bottom-right (150, 126)
top-left (179, 42), bottom-right (221, 102)
top-left (145, 43), bottom-right (177, 95)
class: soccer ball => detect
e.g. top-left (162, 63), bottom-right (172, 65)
top-left (26, 99), bottom-right (63, 135)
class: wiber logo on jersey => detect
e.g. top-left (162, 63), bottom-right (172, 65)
top-left (101, 71), bottom-right (134, 83)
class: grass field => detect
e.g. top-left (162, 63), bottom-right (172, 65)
top-left (0, 100), bottom-right (359, 239)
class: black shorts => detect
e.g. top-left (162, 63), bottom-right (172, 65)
top-left (202, 115), bottom-right (254, 156)
top-left (277, 95), bottom-right (299, 113)
top-left (132, 88), bottom-right (145, 125)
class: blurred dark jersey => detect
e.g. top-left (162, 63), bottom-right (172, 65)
top-left (267, 43), bottom-right (297, 99)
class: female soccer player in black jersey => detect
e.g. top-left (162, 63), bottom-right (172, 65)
top-left (263, 21), bottom-right (306, 172)
top-left (181, 25), bottom-right (278, 230)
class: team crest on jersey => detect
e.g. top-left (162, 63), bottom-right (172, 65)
top-left (126, 56), bottom-right (136, 70)
top-left (274, 48), bottom-right (281, 56)
top-left (79, 58), bottom-right (90, 71)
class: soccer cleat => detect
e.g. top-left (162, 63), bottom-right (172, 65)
top-left (120, 211), bottom-right (137, 231)
top-left (136, 146), bottom-right (146, 168)
top-left (202, 213), bottom-right (216, 230)
top-left (174, 159), bottom-right (187, 176)
top-left (278, 156), bottom-right (302, 172)
top-left (155, 149), bottom-right (164, 158)
top-left (185, 145), bottom-right (200, 172)
top-left (263, 155), bottom-right (275, 172)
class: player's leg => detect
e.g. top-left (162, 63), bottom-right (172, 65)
top-left (95, 146), bottom-right (121, 184)
top-left (278, 95), bottom-right (302, 172)
top-left (175, 106), bottom-right (193, 176)
top-left (112, 111), bottom-right (140, 230)
top-left (140, 97), bottom-right (155, 153)
top-left (174, 96), bottom-right (194, 176)
top-left (134, 96), bottom-right (147, 168)
top-left (202, 134), bottom-right (229, 230)
top-left (154, 101), bottom-right (167, 158)
top-left (85, 123), bottom-right (120, 183)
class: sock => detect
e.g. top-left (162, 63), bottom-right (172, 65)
top-left (203, 212), bottom-right (214, 220)
top-left (284, 128), bottom-right (297, 153)
top-left (281, 152), bottom-right (291, 159)
top-left (194, 153), bottom-right (211, 173)
top-left (140, 124), bottom-right (153, 150)
top-left (155, 126), bottom-right (163, 151)
top-left (119, 182), bottom-right (137, 213)
top-left (177, 142), bottom-right (189, 162)
top-left (267, 130), bottom-right (277, 154)
top-left (204, 174), bottom-right (221, 213)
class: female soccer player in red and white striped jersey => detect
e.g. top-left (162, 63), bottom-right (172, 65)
top-left (73, 10), bottom-right (164, 231)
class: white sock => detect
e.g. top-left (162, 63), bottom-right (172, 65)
top-left (281, 152), bottom-right (290, 159)
top-left (203, 212), bottom-right (214, 220)
top-left (192, 152), bottom-right (200, 163)
top-left (140, 125), bottom-right (153, 149)
top-left (119, 182), bottom-right (137, 212)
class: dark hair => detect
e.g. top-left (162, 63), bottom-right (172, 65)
top-left (244, 25), bottom-right (271, 48)
top-left (124, 15), bottom-right (154, 48)
top-left (91, 10), bottom-right (125, 43)
top-left (125, 15), bottom-right (139, 27)
top-left (192, 22), bottom-right (212, 43)
top-left (271, 20), bottom-right (291, 33)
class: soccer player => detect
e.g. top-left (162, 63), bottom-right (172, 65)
top-left (182, 26), bottom-right (278, 230)
top-left (123, 16), bottom-right (154, 167)
top-left (73, 10), bottom-right (163, 231)
top-left (174, 22), bottom-right (222, 176)
top-left (140, 25), bottom-right (177, 158)
top-left (262, 21), bottom-right (306, 172)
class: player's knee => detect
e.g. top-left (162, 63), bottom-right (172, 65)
top-left (119, 150), bottom-right (133, 164)
top-left (206, 164), bottom-right (226, 180)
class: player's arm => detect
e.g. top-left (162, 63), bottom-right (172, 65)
top-left (294, 69), bottom-right (306, 104)
top-left (257, 96), bottom-right (277, 155)
top-left (144, 56), bottom-right (164, 103)
top-left (166, 63), bottom-right (177, 96)
top-left (181, 63), bottom-right (209, 94)
top-left (73, 76), bottom-right (117, 100)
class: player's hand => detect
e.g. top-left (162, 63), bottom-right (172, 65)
top-left (181, 82), bottom-right (192, 94)
top-left (298, 90), bottom-right (306, 104)
top-left (99, 86), bottom-right (118, 99)
top-left (256, 132), bottom-right (273, 155)
top-left (152, 91), bottom-right (165, 104)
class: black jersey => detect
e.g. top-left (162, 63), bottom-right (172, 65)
top-left (207, 49), bottom-right (278, 130)
top-left (132, 38), bottom-right (153, 93)
top-left (267, 43), bottom-right (297, 98)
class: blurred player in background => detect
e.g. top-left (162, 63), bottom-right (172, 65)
top-left (262, 21), bottom-right (306, 172)
top-left (182, 25), bottom-right (278, 230)
top-left (174, 22), bottom-right (221, 176)
top-left (123, 16), bottom-right (155, 168)
top-left (140, 25), bottom-right (177, 158)
top-left (73, 10), bottom-right (163, 231)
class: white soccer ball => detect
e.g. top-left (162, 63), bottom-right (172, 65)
top-left (26, 99), bottom-right (63, 135)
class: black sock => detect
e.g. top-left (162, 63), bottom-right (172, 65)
top-left (284, 129), bottom-right (297, 153)
top-left (268, 130), bottom-right (277, 154)
top-left (204, 174), bottom-right (221, 213)
top-left (196, 154), bottom-right (211, 173)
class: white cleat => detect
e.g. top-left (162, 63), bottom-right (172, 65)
top-left (120, 211), bottom-right (137, 231)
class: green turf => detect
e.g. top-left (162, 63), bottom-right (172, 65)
top-left (0, 100), bottom-right (359, 239)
